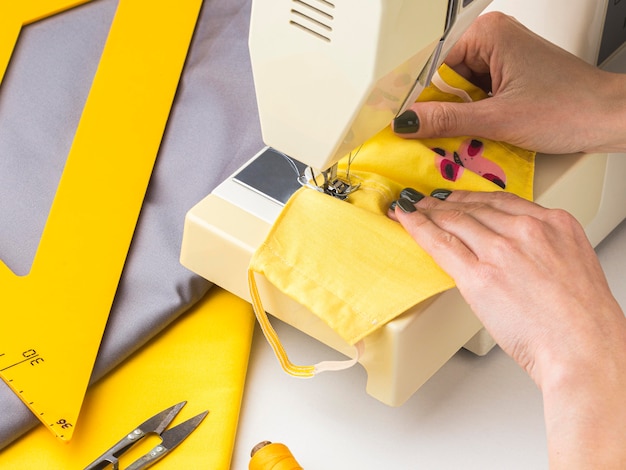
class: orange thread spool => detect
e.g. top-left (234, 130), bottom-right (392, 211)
top-left (249, 441), bottom-right (304, 470)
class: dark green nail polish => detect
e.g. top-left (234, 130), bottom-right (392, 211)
top-left (430, 189), bottom-right (452, 200)
top-left (389, 200), bottom-right (398, 211)
top-left (400, 188), bottom-right (425, 204)
top-left (393, 110), bottom-right (419, 134)
top-left (397, 198), bottom-right (417, 213)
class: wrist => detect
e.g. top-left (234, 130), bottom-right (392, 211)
top-left (541, 357), bottom-right (626, 469)
top-left (534, 305), bottom-right (626, 468)
top-left (588, 70), bottom-right (626, 153)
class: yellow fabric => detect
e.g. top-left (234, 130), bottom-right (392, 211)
top-left (0, 288), bottom-right (255, 470)
top-left (249, 65), bottom-right (535, 375)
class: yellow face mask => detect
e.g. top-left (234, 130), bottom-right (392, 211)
top-left (249, 64), bottom-right (535, 378)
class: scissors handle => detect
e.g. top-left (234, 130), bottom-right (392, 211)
top-left (83, 428), bottom-right (146, 470)
top-left (125, 443), bottom-right (169, 470)
top-left (124, 410), bottom-right (208, 469)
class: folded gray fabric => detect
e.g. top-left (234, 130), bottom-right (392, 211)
top-left (0, 0), bottom-right (261, 449)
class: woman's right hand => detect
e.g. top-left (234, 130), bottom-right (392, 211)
top-left (393, 12), bottom-right (626, 155)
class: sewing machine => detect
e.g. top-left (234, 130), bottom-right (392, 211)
top-left (181, 0), bottom-right (626, 405)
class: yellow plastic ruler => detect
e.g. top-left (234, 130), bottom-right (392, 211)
top-left (0, 0), bottom-right (202, 441)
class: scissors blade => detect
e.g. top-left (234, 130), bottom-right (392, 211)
top-left (83, 402), bottom-right (186, 470)
top-left (137, 401), bottom-right (186, 435)
top-left (125, 410), bottom-right (209, 470)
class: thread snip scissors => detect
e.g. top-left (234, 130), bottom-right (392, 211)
top-left (84, 401), bottom-right (208, 470)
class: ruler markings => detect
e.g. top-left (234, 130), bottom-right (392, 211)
top-left (1, 354), bottom-right (40, 372)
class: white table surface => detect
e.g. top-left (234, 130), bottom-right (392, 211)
top-left (229, 217), bottom-right (626, 470)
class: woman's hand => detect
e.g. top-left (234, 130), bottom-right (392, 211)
top-left (390, 191), bottom-right (626, 468)
top-left (393, 12), bottom-right (626, 154)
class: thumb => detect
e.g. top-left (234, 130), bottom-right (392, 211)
top-left (392, 100), bottom-right (499, 140)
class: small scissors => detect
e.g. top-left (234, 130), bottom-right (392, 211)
top-left (84, 401), bottom-right (208, 470)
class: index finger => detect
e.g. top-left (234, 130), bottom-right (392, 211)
top-left (440, 191), bottom-right (546, 218)
top-left (394, 202), bottom-right (481, 280)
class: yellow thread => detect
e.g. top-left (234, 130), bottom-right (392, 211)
top-left (249, 442), bottom-right (304, 470)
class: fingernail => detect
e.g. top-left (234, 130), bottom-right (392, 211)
top-left (396, 198), bottom-right (417, 213)
top-left (389, 200), bottom-right (398, 211)
top-left (393, 110), bottom-right (419, 134)
top-left (430, 189), bottom-right (452, 200)
top-left (399, 188), bottom-right (425, 204)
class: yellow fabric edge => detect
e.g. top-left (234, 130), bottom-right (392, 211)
top-left (250, 188), bottom-right (456, 346)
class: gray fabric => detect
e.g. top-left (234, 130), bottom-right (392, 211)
top-left (0, 0), bottom-right (261, 449)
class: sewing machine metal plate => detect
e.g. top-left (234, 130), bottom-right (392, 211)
top-left (232, 148), bottom-right (306, 209)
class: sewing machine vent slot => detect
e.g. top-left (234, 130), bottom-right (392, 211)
top-left (290, 0), bottom-right (334, 43)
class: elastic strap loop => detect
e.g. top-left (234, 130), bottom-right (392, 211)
top-left (248, 269), bottom-right (362, 378)
top-left (431, 70), bottom-right (474, 103)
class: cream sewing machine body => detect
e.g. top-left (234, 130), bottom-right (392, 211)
top-left (181, 0), bottom-right (626, 405)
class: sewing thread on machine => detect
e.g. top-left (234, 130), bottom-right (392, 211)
top-left (294, 146), bottom-right (362, 200)
top-left (278, 151), bottom-right (303, 178)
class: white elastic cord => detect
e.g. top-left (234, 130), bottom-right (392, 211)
top-left (313, 340), bottom-right (364, 374)
top-left (431, 71), bottom-right (473, 103)
top-left (248, 269), bottom-right (363, 378)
